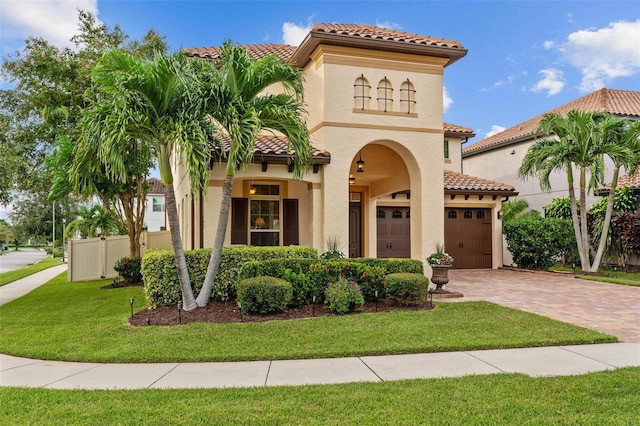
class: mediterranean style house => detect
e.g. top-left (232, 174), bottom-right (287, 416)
top-left (172, 24), bottom-right (517, 270)
top-left (144, 178), bottom-right (167, 232)
top-left (463, 88), bottom-right (640, 215)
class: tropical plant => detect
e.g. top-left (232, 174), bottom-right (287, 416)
top-left (544, 197), bottom-right (575, 220)
top-left (426, 243), bottom-right (454, 266)
top-left (501, 197), bottom-right (539, 223)
top-left (113, 256), bottom-right (143, 283)
top-left (324, 278), bottom-right (365, 314)
top-left (195, 42), bottom-right (313, 307)
top-left (320, 234), bottom-right (346, 259)
top-left (82, 50), bottom-right (216, 310)
top-left (518, 110), bottom-right (639, 272)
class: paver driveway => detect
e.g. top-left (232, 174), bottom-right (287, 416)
top-left (445, 269), bottom-right (640, 343)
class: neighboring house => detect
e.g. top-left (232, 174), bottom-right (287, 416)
top-left (144, 178), bottom-right (166, 231)
top-left (463, 88), bottom-right (640, 215)
top-left (173, 24), bottom-right (517, 269)
top-left (597, 172), bottom-right (640, 210)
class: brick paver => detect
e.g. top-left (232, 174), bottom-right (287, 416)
top-left (445, 269), bottom-right (640, 343)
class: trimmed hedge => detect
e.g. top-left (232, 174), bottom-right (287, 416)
top-left (385, 273), bottom-right (429, 306)
top-left (141, 246), bottom-right (318, 308)
top-left (237, 276), bottom-right (292, 314)
top-left (347, 258), bottom-right (424, 275)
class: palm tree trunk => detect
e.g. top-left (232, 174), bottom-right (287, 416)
top-left (592, 167), bottom-right (620, 271)
top-left (567, 171), bottom-right (587, 269)
top-left (164, 182), bottom-right (197, 311)
top-left (196, 175), bottom-right (233, 307)
top-left (578, 167), bottom-right (592, 272)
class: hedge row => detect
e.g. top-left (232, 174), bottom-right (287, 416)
top-left (141, 246), bottom-right (318, 308)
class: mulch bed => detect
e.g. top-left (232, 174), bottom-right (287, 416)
top-left (101, 280), bottom-right (144, 289)
top-left (128, 299), bottom-right (436, 327)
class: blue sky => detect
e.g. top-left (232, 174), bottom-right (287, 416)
top-left (1, 1), bottom-right (639, 218)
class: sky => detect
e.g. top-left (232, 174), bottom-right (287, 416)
top-left (1, 0), bottom-right (640, 218)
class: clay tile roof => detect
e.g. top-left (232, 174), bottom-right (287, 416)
top-left (212, 135), bottom-right (330, 162)
top-left (147, 178), bottom-right (164, 195)
top-left (311, 23), bottom-right (464, 49)
top-left (444, 122), bottom-right (475, 137)
top-left (598, 172), bottom-right (640, 194)
top-left (184, 44), bottom-right (296, 61)
top-left (463, 89), bottom-right (640, 157)
top-left (444, 170), bottom-right (517, 195)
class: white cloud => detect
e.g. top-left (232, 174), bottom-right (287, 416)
top-left (0, 0), bottom-right (99, 50)
top-left (531, 68), bottom-right (565, 96)
top-left (543, 40), bottom-right (554, 49)
top-left (494, 74), bottom-right (515, 88)
top-left (560, 19), bottom-right (640, 92)
top-left (443, 86), bottom-right (453, 112)
top-left (485, 125), bottom-right (507, 138)
top-left (375, 21), bottom-right (402, 30)
top-left (282, 21), bottom-right (312, 46)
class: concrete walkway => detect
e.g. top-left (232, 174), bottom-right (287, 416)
top-left (0, 266), bottom-right (638, 389)
top-left (2, 343), bottom-right (638, 389)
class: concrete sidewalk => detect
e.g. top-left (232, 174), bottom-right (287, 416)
top-left (1, 343), bottom-right (638, 389)
top-left (0, 264), bottom-right (68, 306)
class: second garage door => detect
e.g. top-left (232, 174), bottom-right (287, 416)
top-left (444, 208), bottom-right (492, 269)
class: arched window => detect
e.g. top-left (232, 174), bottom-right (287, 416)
top-left (464, 210), bottom-right (473, 219)
top-left (400, 79), bottom-right (416, 113)
top-left (448, 210), bottom-right (457, 219)
top-left (392, 209), bottom-right (402, 219)
top-left (377, 209), bottom-right (386, 219)
top-left (353, 75), bottom-right (371, 110)
top-left (376, 77), bottom-right (393, 112)
top-left (476, 210), bottom-right (486, 219)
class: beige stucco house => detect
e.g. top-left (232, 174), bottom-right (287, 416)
top-left (172, 24), bottom-right (517, 270)
top-left (463, 88), bottom-right (640, 215)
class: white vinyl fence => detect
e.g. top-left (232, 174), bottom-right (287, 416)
top-left (67, 231), bottom-right (172, 282)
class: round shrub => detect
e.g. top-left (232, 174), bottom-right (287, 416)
top-left (385, 273), bottom-right (429, 306)
top-left (324, 278), bottom-right (365, 314)
top-left (237, 276), bottom-right (292, 314)
top-left (114, 256), bottom-right (143, 283)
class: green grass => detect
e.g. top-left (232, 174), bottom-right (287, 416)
top-left (0, 273), bottom-right (616, 363)
top-left (1, 368), bottom-right (638, 425)
top-left (0, 257), bottom-right (62, 287)
top-left (551, 265), bottom-right (640, 287)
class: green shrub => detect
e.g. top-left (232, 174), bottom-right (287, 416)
top-left (324, 278), bottom-right (364, 314)
top-left (504, 216), bottom-right (576, 270)
top-left (309, 261), bottom-right (386, 302)
top-left (385, 273), bottom-right (429, 306)
top-left (113, 256), bottom-right (143, 283)
top-left (237, 276), bottom-right (292, 314)
top-left (348, 258), bottom-right (424, 275)
top-left (142, 246), bottom-right (317, 308)
top-left (282, 268), bottom-right (313, 307)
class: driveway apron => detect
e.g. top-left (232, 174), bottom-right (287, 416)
top-left (446, 269), bottom-right (640, 343)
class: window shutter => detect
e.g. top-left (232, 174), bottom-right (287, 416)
top-left (231, 198), bottom-right (248, 245)
top-left (283, 199), bottom-right (299, 246)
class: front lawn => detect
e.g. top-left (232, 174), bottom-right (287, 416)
top-left (0, 273), bottom-right (616, 363)
top-left (1, 368), bottom-right (639, 425)
top-left (551, 265), bottom-right (640, 287)
top-left (0, 257), bottom-right (62, 287)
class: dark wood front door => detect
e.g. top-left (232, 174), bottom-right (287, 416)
top-left (377, 207), bottom-right (410, 258)
top-left (349, 203), bottom-right (362, 258)
top-left (445, 208), bottom-right (492, 269)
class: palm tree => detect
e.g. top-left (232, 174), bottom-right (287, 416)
top-left (501, 197), bottom-right (539, 223)
top-left (518, 110), bottom-right (637, 272)
top-left (81, 50), bottom-right (215, 310)
top-left (194, 42), bottom-right (313, 307)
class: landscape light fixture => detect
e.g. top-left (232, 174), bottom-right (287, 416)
top-left (356, 151), bottom-right (365, 173)
top-left (129, 297), bottom-right (134, 318)
top-left (177, 301), bottom-right (182, 325)
top-left (375, 290), bottom-right (379, 312)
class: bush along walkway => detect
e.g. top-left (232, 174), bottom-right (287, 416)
top-left (1, 343), bottom-right (638, 389)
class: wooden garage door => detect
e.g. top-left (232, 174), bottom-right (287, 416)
top-left (377, 207), bottom-right (410, 258)
top-left (445, 208), bottom-right (492, 269)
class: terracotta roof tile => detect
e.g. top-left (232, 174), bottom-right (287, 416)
top-left (463, 89), bottom-right (640, 156)
top-left (444, 122), bottom-right (475, 137)
top-left (599, 172), bottom-right (640, 192)
top-left (184, 44), bottom-right (296, 61)
top-left (147, 178), bottom-right (164, 195)
top-left (444, 170), bottom-right (517, 194)
top-left (311, 23), bottom-right (464, 49)
top-left (212, 134), bottom-right (330, 160)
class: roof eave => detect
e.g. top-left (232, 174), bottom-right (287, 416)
top-left (445, 189), bottom-right (519, 197)
top-left (462, 133), bottom-right (535, 158)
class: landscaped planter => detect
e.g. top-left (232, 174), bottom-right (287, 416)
top-left (430, 265), bottom-right (451, 293)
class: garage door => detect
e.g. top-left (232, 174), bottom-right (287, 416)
top-left (444, 208), bottom-right (492, 269)
top-left (377, 207), bottom-right (411, 258)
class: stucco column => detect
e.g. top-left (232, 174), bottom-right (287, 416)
top-left (322, 165), bottom-right (350, 255)
top-left (310, 183), bottom-right (323, 251)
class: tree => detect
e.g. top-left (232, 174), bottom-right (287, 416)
top-left (65, 204), bottom-right (119, 239)
top-left (518, 110), bottom-right (638, 272)
top-left (83, 50), bottom-right (214, 310)
top-left (501, 197), bottom-right (539, 223)
top-left (194, 42), bottom-right (313, 307)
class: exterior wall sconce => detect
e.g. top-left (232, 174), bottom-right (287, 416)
top-left (249, 185), bottom-right (257, 195)
top-left (356, 151), bottom-right (365, 172)
top-left (497, 209), bottom-right (504, 219)
top-left (349, 174), bottom-right (356, 185)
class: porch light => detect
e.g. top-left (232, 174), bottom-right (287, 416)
top-left (349, 175), bottom-right (356, 185)
top-left (356, 151), bottom-right (365, 173)
top-left (497, 209), bottom-right (504, 220)
top-left (249, 185), bottom-right (257, 195)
